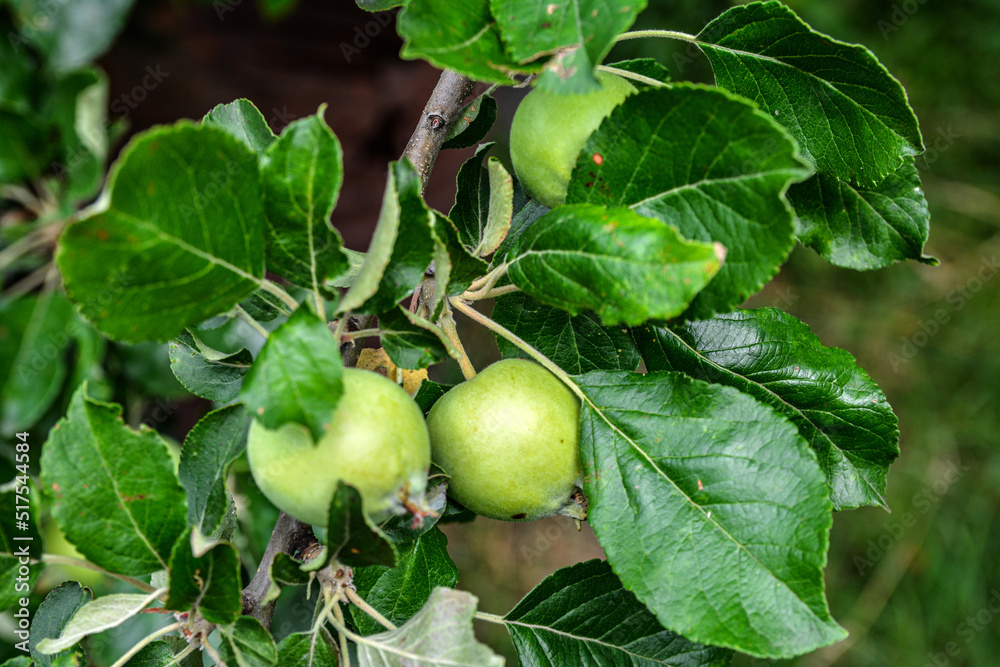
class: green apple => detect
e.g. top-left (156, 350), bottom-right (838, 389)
top-left (247, 367), bottom-right (431, 526)
top-left (510, 71), bottom-right (636, 209)
top-left (427, 359), bottom-right (584, 522)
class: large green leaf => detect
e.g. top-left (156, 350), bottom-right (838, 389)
top-left (324, 482), bottom-right (397, 568)
top-left (505, 559), bottom-right (732, 666)
top-left (355, 588), bottom-right (503, 666)
top-left (57, 123), bottom-right (265, 342)
top-left (239, 308), bottom-right (343, 442)
top-left (492, 292), bottom-right (640, 374)
top-left (260, 109), bottom-right (349, 292)
top-left (567, 84), bottom-right (811, 319)
top-left (398, 0), bottom-right (520, 84)
top-left (0, 292), bottom-right (75, 436)
top-left (790, 158), bottom-right (936, 269)
top-left (506, 204), bottom-right (723, 325)
top-left (350, 528), bottom-right (459, 636)
top-left (576, 371), bottom-right (845, 658)
top-left (633, 308), bottom-right (900, 510)
top-left (491, 0), bottom-right (648, 93)
top-left (697, 1), bottom-right (923, 187)
top-left (40, 386), bottom-right (188, 576)
top-left (338, 160), bottom-right (436, 315)
top-left (178, 404), bottom-right (251, 533)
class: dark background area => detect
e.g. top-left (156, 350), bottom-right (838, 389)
top-left (25, 0), bottom-right (1000, 664)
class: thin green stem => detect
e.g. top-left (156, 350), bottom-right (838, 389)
top-left (614, 29), bottom-right (699, 44)
top-left (331, 313), bottom-right (349, 345)
top-left (166, 644), bottom-right (196, 666)
top-left (28, 553), bottom-right (160, 597)
top-left (0, 223), bottom-right (56, 269)
top-left (470, 284), bottom-right (521, 301)
top-left (449, 297), bottom-right (585, 402)
top-left (4, 262), bottom-right (51, 299)
top-left (331, 601), bottom-right (352, 667)
top-left (341, 327), bottom-right (380, 342)
top-left (345, 587), bottom-right (396, 630)
top-left (259, 279), bottom-right (300, 310)
top-left (439, 303), bottom-right (477, 379)
top-left (203, 640), bottom-right (226, 666)
top-left (466, 262), bottom-right (509, 293)
top-left (109, 621), bottom-right (183, 667)
top-left (597, 65), bottom-right (669, 88)
top-left (474, 611), bottom-right (506, 625)
top-left (233, 305), bottom-right (270, 339)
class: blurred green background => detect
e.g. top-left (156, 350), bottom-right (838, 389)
top-left (2, 0), bottom-right (998, 665)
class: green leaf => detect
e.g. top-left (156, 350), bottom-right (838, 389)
top-left (167, 329), bottom-right (253, 403)
top-left (449, 143), bottom-right (494, 252)
top-left (271, 552), bottom-right (313, 586)
top-left (0, 292), bottom-right (76, 436)
top-left (505, 559), bottom-right (732, 666)
top-left (493, 292), bottom-right (640, 374)
top-left (178, 404), bottom-right (252, 533)
top-left (632, 308), bottom-right (900, 511)
top-left (478, 157), bottom-right (513, 257)
top-left (56, 123), bottom-right (266, 343)
top-left (442, 94), bottom-right (498, 150)
top-left (165, 527), bottom-right (241, 625)
top-left (411, 379), bottom-right (450, 415)
top-left (492, 198), bottom-right (548, 267)
top-left (48, 67), bottom-right (109, 203)
top-left (8, 0), bottom-right (136, 72)
top-left (260, 108), bottom-right (349, 292)
top-left (36, 590), bottom-right (164, 654)
top-left (218, 616), bottom-right (278, 667)
top-left (338, 160), bottom-right (436, 315)
top-left (567, 84), bottom-right (811, 319)
top-left (697, 0), bottom-right (923, 186)
top-left (350, 528), bottom-right (459, 635)
top-left (203, 99), bottom-right (277, 156)
top-left (378, 307), bottom-right (452, 370)
top-left (325, 482), bottom-right (397, 568)
top-left (123, 641), bottom-right (175, 666)
top-left (239, 308), bottom-right (343, 443)
top-left (506, 204), bottom-right (723, 326)
top-left (355, 588), bottom-right (503, 666)
top-left (606, 58), bottom-right (672, 89)
top-left (275, 633), bottom-right (337, 666)
top-left (491, 0), bottom-right (647, 93)
top-left (240, 290), bottom-right (290, 321)
top-left (0, 486), bottom-right (44, 611)
top-left (40, 385), bottom-right (188, 576)
top-left (30, 582), bottom-right (92, 666)
top-left (432, 212), bottom-right (489, 298)
top-left (576, 371), bottom-right (845, 657)
top-left (790, 158), bottom-right (937, 269)
top-left (399, 0), bottom-right (519, 85)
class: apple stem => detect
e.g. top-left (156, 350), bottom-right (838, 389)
top-left (614, 29), bottom-right (699, 44)
top-left (345, 587), bottom-right (397, 631)
top-left (233, 305), bottom-right (270, 339)
top-left (439, 302), bottom-right (478, 379)
top-left (448, 297), bottom-right (586, 403)
top-left (597, 64), bottom-right (669, 89)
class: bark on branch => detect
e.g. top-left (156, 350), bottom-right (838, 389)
top-left (239, 69), bottom-right (475, 629)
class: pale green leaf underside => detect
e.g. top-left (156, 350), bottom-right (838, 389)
top-left (36, 590), bottom-right (164, 654)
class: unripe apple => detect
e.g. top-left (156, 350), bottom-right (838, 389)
top-left (510, 71), bottom-right (636, 209)
top-left (427, 359), bottom-right (584, 522)
top-left (247, 367), bottom-right (431, 526)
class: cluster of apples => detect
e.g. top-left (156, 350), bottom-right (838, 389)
top-left (247, 359), bottom-right (583, 528)
top-left (248, 72), bottom-right (635, 529)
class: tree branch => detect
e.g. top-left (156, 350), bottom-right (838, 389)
top-left (241, 511), bottom-right (314, 627)
top-left (402, 70), bottom-right (475, 192)
top-left (239, 69), bottom-right (475, 631)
